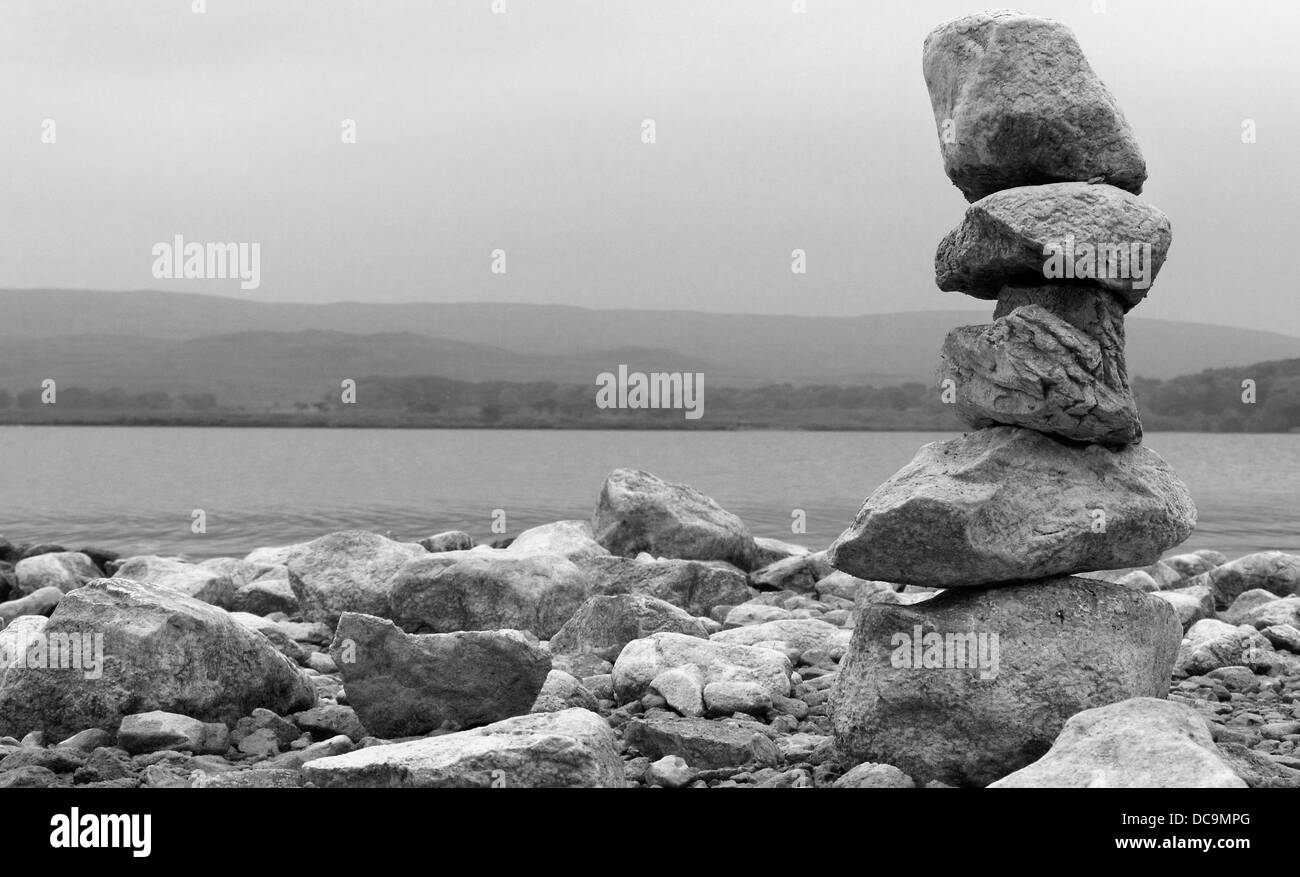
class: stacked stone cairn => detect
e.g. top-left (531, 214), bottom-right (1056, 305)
top-left (826, 11), bottom-right (1199, 787)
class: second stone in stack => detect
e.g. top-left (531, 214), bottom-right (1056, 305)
top-left (827, 10), bottom-right (1196, 787)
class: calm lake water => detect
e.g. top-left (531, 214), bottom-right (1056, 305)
top-left (0, 427), bottom-right (1295, 561)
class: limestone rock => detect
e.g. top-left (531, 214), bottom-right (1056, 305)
top-left (548, 594), bottom-right (709, 663)
top-left (612, 632), bottom-right (791, 706)
top-left (828, 426), bottom-right (1196, 588)
top-left (15, 552), bottom-right (101, 595)
top-left (942, 305), bottom-right (1140, 444)
top-left (330, 612), bottom-right (551, 737)
top-left (988, 697), bottom-right (1247, 788)
top-left (623, 716), bottom-right (781, 770)
top-left (581, 554), bottom-right (752, 617)
top-left (113, 555), bottom-right (238, 608)
top-left (389, 551), bottom-right (592, 639)
top-left (592, 469), bottom-right (757, 570)
top-left (830, 576), bottom-right (1182, 787)
top-left (0, 578), bottom-right (315, 739)
top-left (936, 182), bottom-right (1170, 305)
top-left (923, 10), bottom-right (1146, 201)
top-left (507, 520), bottom-right (609, 561)
top-left (285, 531), bottom-right (426, 626)
top-left (302, 708), bottom-right (624, 788)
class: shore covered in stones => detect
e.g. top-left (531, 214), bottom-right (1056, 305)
top-left (0, 463), bottom-right (1296, 789)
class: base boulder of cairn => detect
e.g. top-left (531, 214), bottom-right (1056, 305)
top-left (830, 577), bottom-right (1182, 787)
top-left (942, 305), bottom-right (1142, 444)
top-left (828, 426), bottom-right (1196, 588)
top-left (923, 10), bottom-right (1146, 201)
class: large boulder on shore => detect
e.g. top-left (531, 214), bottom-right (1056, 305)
top-left (923, 10), bottom-right (1146, 201)
top-left (15, 552), bottom-right (101, 595)
top-left (330, 612), bottom-right (551, 737)
top-left (942, 306), bottom-right (1140, 445)
top-left (989, 697), bottom-right (1247, 788)
top-left (507, 520), bottom-right (609, 561)
top-left (580, 554), bottom-right (752, 617)
top-left (113, 555), bottom-right (238, 608)
top-left (286, 531), bottom-right (426, 626)
top-left (592, 469), bottom-right (758, 570)
top-left (936, 182), bottom-right (1171, 305)
top-left (302, 708), bottom-right (624, 788)
top-left (829, 426), bottom-right (1196, 588)
top-left (548, 594), bottom-right (709, 662)
top-left (389, 551), bottom-right (591, 639)
top-left (0, 578), bottom-right (315, 739)
top-left (830, 576), bottom-right (1182, 787)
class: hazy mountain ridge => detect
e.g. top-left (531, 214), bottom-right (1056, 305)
top-left (2, 290), bottom-right (1298, 407)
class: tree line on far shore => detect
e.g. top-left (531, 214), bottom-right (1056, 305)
top-left (0, 357), bottom-right (1297, 432)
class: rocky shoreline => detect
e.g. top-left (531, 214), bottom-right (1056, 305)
top-left (0, 464), bottom-right (1296, 789)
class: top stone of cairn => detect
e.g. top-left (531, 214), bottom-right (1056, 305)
top-left (923, 10), bottom-right (1147, 201)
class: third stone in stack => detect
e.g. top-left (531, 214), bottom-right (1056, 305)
top-left (827, 11), bottom-right (1196, 787)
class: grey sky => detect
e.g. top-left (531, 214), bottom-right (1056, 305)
top-left (1, 0), bottom-right (1296, 335)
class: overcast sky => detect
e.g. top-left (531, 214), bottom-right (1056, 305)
top-left (1, 0), bottom-right (1296, 335)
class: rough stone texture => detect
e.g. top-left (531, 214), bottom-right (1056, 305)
top-left (507, 520), bottom-right (610, 561)
top-left (529, 670), bottom-right (599, 714)
top-left (117, 711), bottom-right (227, 755)
top-left (1233, 596), bottom-right (1300, 630)
top-left (0, 615), bottom-right (49, 686)
top-left (923, 10), bottom-right (1146, 201)
top-left (302, 708), bottom-right (624, 788)
top-left (831, 577), bottom-right (1182, 787)
top-left (113, 555), bottom-right (238, 608)
top-left (389, 551), bottom-right (592, 639)
top-left (936, 182), bottom-right (1170, 305)
top-left (15, 552), bottom-right (101, 595)
top-left (419, 531), bottom-right (474, 553)
top-left (749, 551), bottom-right (833, 592)
top-left (1152, 584), bottom-right (1214, 631)
top-left (942, 305), bottom-right (1140, 444)
top-left (988, 697), bottom-right (1247, 788)
top-left (1175, 619), bottom-right (1272, 676)
top-left (832, 762), bottom-right (917, 789)
top-left (995, 286), bottom-right (1128, 377)
top-left (285, 531), bottom-right (426, 626)
top-left (548, 594), bottom-right (709, 662)
top-left (580, 554), bottom-right (752, 617)
top-left (828, 426), bottom-right (1196, 588)
top-left (612, 632), bottom-right (791, 706)
top-left (1192, 552), bottom-right (1300, 610)
top-left (751, 537), bottom-right (812, 568)
top-left (331, 612), bottom-right (551, 736)
top-left (0, 578), bottom-right (315, 739)
top-left (592, 469), bottom-right (758, 570)
top-left (1162, 552), bottom-right (1220, 580)
top-left (623, 716), bottom-right (781, 770)
top-left (0, 587), bottom-right (62, 625)
top-left (710, 618), bottom-right (850, 657)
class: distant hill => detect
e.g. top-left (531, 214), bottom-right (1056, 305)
top-left (1, 289), bottom-right (1298, 407)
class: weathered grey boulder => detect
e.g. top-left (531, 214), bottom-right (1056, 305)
top-left (1175, 619), bottom-right (1273, 676)
top-left (923, 10), bottom-right (1146, 201)
top-left (285, 531), bottom-right (426, 626)
top-left (592, 469), bottom-right (757, 570)
top-left (833, 763), bottom-right (917, 789)
top-left (711, 618), bottom-right (850, 657)
top-left (302, 708), bottom-right (624, 788)
top-left (751, 537), bottom-right (812, 568)
top-left (418, 531), bottom-right (474, 553)
top-left (1236, 597), bottom-right (1300, 630)
top-left (15, 552), bottom-right (101, 594)
top-left (988, 698), bottom-right (1247, 788)
top-left (389, 551), bottom-right (592, 639)
top-left (331, 612), bottom-right (550, 736)
top-left (1162, 552), bottom-right (1220, 580)
top-left (831, 576), bottom-right (1181, 787)
top-left (623, 716), bottom-right (781, 770)
top-left (828, 426), bottom-right (1196, 588)
top-left (0, 587), bottom-right (63, 625)
top-left (529, 670), bottom-right (599, 714)
top-left (749, 551), bottom-right (833, 592)
top-left (612, 632), bottom-right (791, 706)
top-left (1187, 552), bottom-right (1300, 610)
top-left (936, 183), bottom-right (1170, 305)
top-left (0, 578), bottom-right (315, 739)
top-left (942, 306), bottom-right (1140, 444)
top-left (548, 594), bottom-right (709, 662)
top-left (113, 555), bottom-right (238, 608)
top-left (580, 554), bottom-right (753, 617)
top-left (117, 711), bottom-right (228, 756)
top-left (1152, 584), bottom-right (1214, 631)
top-left (508, 520), bottom-right (609, 561)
